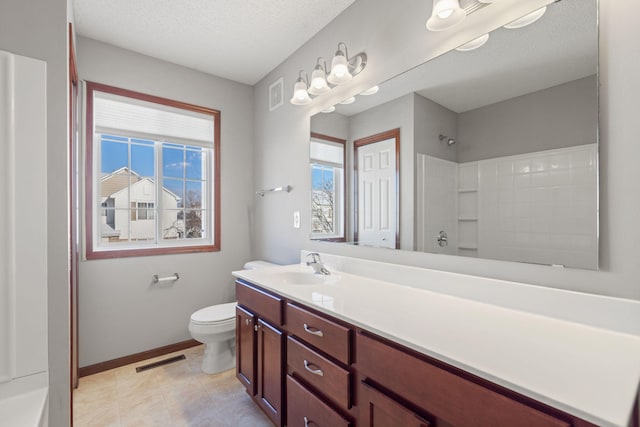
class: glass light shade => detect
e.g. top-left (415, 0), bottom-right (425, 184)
top-left (321, 106), bottom-right (336, 113)
top-left (426, 0), bottom-right (466, 31)
top-left (339, 96), bottom-right (355, 105)
top-left (327, 53), bottom-right (352, 85)
top-left (308, 68), bottom-right (330, 95)
top-left (455, 33), bottom-right (490, 51)
top-left (504, 6), bottom-right (547, 29)
top-left (290, 80), bottom-right (311, 105)
top-left (360, 85), bottom-right (379, 96)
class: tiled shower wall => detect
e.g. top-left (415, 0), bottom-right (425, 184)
top-left (476, 144), bottom-right (597, 269)
top-left (417, 144), bottom-right (597, 269)
top-left (416, 154), bottom-right (458, 254)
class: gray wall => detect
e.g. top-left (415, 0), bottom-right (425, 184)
top-left (310, 112), bottom-right (349, 140)
top-left (414, 93), bottom-right (458, 163)
top-left (0, 0), bottom-right (71, 425)
top-left (76, 37), bottom-right (255, 367)
top-left (251, 0), bottom-right (640, 301)
top-left (458, 75), bottom-right (598, 162)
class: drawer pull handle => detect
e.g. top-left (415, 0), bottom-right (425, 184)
top-left (303, 323), bottom-right (324, 337)
top-left (303, 416), bottom-right (310, 427)
top-left (303, 360), bottom-right (324, 377)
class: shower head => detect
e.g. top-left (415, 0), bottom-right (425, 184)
top-left (439, 134), bottom-right (456, 146)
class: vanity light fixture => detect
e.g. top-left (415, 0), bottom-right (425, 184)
top-left (290, 42), bottom-right (368, 107)
top-left (504, 6), bottom-right (547, 29)
top-left (289, 70), bottom-right (312, 105)
top-left (327, 42), bottom-right (367, 85)
top-left (308, 58), bottom-right (331, 96)
top-left (360, 85), bottom-right (379, 96)
top-left (321, 106), bottom-right (336, 113)
top-left (426, 0), bottom-right (466, 31)
top-left (455, 33), bottom-right (490, 51)
top-left (339, 96), bottom-right (356, 105)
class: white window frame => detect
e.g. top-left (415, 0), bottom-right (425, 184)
top-left (310, 134), bottom-right (346, 241)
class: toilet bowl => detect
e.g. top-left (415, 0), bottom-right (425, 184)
top-left (189, 260), bottom-right (277, 374)
top-left (189, 302), bottom-right (237, 374)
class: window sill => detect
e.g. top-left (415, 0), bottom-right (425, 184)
top-left (86, 243), bottom-right (219, 260)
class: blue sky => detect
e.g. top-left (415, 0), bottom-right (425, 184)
top-left (101, 135), bottom-right (204, 200)
top-left (311, 163), bottom-right (334, 190)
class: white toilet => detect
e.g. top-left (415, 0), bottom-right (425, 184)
top-left (188, 260), bottom-right (276, 374)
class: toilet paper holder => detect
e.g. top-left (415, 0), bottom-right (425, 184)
top-left (152, 273), bottom-right (180, 283)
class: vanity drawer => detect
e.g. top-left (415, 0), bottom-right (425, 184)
top-left (236, 281), bottom-right (282, 326)
top-left (285, 302), bottom-right (351, 364)
top-left (287, 375), bottom-right (351, 427)
top-left (356, 332), bottom-right (570, 427)
top-left (287, 336), bottom-right (351, 410)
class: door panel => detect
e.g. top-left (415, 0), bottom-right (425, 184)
top-left (356, 135), bottom-right (398, 248)
top-left (236, 306), bottom-right (256, 395)
top-left (257, 319), bottom-right (284, 426)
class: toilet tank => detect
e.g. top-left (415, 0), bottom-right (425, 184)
top-left (243, 260), bottom-right (278, 270)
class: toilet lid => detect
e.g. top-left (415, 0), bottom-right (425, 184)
top-left (191, 302), bottom-right (236, 325)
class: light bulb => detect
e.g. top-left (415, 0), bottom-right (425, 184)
top-left (290, 80), bottom-right (311, 105)
top-left (426, 0), bottom-right (466, 32)
top-left (339, 97), bottom-right (355, 105)
top-left (308, 67), bottom-right (330, 96)
top-left (360, 86), bottom-right (379, 96)
top-left (321, 106), bottom-right (336, 113)
top-left (437, 9), bottom-right (454, 19)
top-left (455, 33), bottom-right (490, 51)
top-left (504, 6), bottom-right (547, 29)
top-left (328, 52), bottom-right (352, 85)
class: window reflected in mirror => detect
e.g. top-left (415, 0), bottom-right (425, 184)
top-left (310, 133), bottom-right (346, 242)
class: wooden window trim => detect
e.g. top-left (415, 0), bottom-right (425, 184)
top-left (85, 81), bottom-right (221, 259)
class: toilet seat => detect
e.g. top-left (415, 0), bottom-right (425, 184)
top-left (190, 302), bottom-right (236, 325)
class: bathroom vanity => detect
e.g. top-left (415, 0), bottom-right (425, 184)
top-left (232, 257), bottom-right (640, 427)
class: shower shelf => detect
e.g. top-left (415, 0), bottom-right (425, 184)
top-left (458, 216), bottom-right (477, 221)
top-left (458, 188), bottom-right (477, 193)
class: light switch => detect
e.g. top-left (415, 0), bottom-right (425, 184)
top-left (293, 211), bottom-right (300, 228)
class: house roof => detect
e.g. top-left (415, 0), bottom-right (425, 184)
top-left (100, 223), bottom-right (120, 238)
top-left (100, 167), bottom-right (180, 200)
top-left (100, 167), bottom-right (142, 198)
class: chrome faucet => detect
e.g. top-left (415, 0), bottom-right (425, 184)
top-left (306, 252), bottom-right (331, 275)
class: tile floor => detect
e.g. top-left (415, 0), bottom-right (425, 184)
top-left (73, 345), bottom-right (274, 427)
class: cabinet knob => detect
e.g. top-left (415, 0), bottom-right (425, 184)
top-left (245, 318), bottom-right (252, 326)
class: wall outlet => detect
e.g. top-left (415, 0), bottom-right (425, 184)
top-left (293, 211), bottom-right (300, 228)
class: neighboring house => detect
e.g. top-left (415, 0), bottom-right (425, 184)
top-left (100, 167), bottom-right (181, 242)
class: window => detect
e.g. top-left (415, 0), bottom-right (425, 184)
top-left (86, 82), bottom-right (220, 258)
top-left (310, 133), bottom-right (346, 241)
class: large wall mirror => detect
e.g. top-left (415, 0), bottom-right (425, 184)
top-left (310, 0), bottom-right (598, 270)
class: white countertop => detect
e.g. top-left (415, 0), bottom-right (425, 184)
top-left (233, 263), bottom-right (640, 427)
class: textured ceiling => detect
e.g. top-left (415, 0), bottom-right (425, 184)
top-left (72, 0), bottom-right (356, 85)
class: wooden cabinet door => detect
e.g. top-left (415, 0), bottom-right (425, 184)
top-left (236, 305), bottom-right (256, 395)
top-left (257, 318), bottom-right (284, 426)
top-left (359, 381), bottom-right (430, 427)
